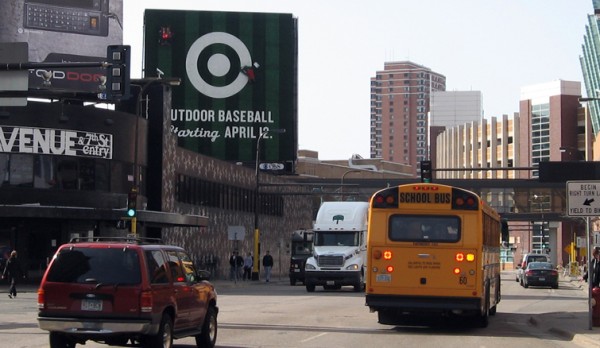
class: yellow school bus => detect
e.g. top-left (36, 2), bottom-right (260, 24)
top-left (365, 183), bottom-right (501, 327)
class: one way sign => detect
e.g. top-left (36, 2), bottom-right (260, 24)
top-left (567, 181), bottom-right (600, 216)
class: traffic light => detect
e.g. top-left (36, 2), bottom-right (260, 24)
top-left (158, 26), bottom-right (174, 45)
top-left (420, 160), bottom-right (432, 183)
top-left (127, 188), bottom-right (137, 218)
top-left (106, 45), bottom-right (131, 101)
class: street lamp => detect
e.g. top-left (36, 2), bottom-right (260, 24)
top-left (340, 169), bottom-right (362, 201)
top-left (252, 128), bottom-right (285, 280)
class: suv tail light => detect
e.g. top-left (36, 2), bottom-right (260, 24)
top-left (140, 290), bottom-right (153, 313)
top-left (37, 289), bottom-right (45, 310)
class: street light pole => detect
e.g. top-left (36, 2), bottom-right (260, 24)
top-left (252, 128), bottom-right (285, 281)
top-left (340, 169), bottom-right (362, 201)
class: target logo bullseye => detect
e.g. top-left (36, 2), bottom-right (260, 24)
top-left (185, 32), bottom-right (257, 99)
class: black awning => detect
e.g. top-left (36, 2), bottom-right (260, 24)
top-left (0, 205), bottom-right (208, 227)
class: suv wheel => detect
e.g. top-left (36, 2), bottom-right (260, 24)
top-left (49, 332), bottom-right (76, 348)
top-left (143, 313), bottom-right (173, 348)
top-left (195, 306), bottom-right (217, 348)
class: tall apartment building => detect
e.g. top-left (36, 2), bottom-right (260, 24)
top-left (370, 61), bottom-right (446, 175)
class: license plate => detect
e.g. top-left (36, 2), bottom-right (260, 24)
top-left (538, 277), bottom-right (545, 281)
top-left (81, 299), bottom-right (102, 311)
top-left (376, 274), bottom-right (391, 282)
top-left (326, 280), bottom-right (335, 285)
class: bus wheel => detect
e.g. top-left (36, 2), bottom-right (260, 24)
top-left (478, 290), bottom-right (490, 328)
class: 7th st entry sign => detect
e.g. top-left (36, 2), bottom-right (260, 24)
top-left (567, 181), bottom-right (600, 216)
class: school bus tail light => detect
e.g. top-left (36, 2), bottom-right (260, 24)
top-left (372, 187), bottom-right (398, 208)
top-left (386, 265), bottom-right (394, 273)
top-left (453, 267), bottom-right (461, 274)
top-left (373, 250), bottom-right (382, 260)
top-left (383, 250), bottom-right (392, 260)
top-left (455, 252), bottom-right (475, 262)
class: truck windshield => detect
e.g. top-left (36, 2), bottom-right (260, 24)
top-left (315, 232), bottom-right (359, 246)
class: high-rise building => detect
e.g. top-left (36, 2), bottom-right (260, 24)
top-left (370, 61), bottom-right (446, 175)
top-left (580, 0), bottom-right (600, 134)
top-left (518, 80), bottom-right (586, 178)
top-left (430, 91), bottom-right (483, 128)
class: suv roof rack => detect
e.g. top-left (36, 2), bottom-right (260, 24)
top-left (69, 236), bottom-right (164, 245)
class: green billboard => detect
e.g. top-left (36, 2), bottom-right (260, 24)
top-left (144, 9), bottom-right (297, 169)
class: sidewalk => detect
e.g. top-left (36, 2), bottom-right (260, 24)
top-left (528, 274), bottom-right (600, 347)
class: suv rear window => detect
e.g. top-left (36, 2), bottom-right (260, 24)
top-left (528, 255), bottom-right (548, 263)
top-left (46, 247), bottom-right (141, 285)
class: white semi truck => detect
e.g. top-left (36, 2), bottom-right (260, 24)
top-left (304, 201), bottom-right (369, 292)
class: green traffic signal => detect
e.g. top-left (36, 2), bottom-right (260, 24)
top-left (127, 188), bottom-right (137, 217)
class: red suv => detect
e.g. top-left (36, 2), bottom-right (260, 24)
top-left (37, 237), bottom-right (218, 348)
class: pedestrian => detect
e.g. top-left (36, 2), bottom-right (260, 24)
top-left (584, 247), bottom-right (600, 287)
top-left (236, 252), bottom-right (244, 280)
top-left (243, 252), bottom-right (253, 280)
top-left (229, 251), bottom-right (240, 281)
top-left (262, 250), bottom-right (274, 282)
top-left (2, 250), bottom-right (25, 298)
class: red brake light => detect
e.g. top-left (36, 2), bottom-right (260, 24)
top-left (386, 265), bottom-right (394, 272)
top-left (37, 289), bottom-right (45, 310)
top-left (455, 253), bottom-right (465, 262)
top-left (453, 267), bottom-right (461, 274)
top-left (140, 291), bottom-right (153, 313)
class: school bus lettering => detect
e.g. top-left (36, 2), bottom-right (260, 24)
top-left (398, 192), bottom-right (451, 204)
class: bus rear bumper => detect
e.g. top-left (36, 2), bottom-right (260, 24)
top-left (366, 294), bottom-right (481, 312)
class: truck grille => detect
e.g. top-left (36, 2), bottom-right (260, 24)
top-left (317, 255), bottom-right (344, 267)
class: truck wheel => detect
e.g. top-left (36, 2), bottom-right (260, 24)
top-left (306, 283), bottom-right (315, 292)
top-left (290, 278), bottom-right (296, 286)
top-left (143, 313), bottom-right (173, 348)
top-left (353, 282), bottom-right (364, 292)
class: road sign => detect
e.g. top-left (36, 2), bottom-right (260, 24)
top-left (227, 225), bottom-right (246, 241)
top-left (567, 181), bottom-right (600, 216)
top-left (259, 162), bottom-right (284, 170)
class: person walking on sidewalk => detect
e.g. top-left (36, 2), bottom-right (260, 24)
top-left (584, 247), bottom-right (600, 287)
top-left (262, 250), bottom-right (274, 282)
top-left (2, 250), bottom-right (25, 298)
top-left (243, 252), bottom-right (253, 281)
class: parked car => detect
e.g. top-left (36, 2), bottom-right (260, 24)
top-left (516, 253), bottom-right (550, 285)
top-left (522, 261), bottom-right (559, 289)
top-left (37, 236), bottom-right (218, 348)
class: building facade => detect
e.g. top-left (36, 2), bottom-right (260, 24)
top-left (0, 83), bottom-right (314, 281)
top-left (369, 61), bottom-right (446, 175)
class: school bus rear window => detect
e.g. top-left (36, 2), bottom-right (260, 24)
top-left (388, 215), bottom-right (460, 243)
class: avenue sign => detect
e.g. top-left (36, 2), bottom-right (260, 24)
top-left (566, 181), bottom-right (600, 216)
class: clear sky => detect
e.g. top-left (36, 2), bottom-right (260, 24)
top-left (124, 0), bottom-right (592, 160)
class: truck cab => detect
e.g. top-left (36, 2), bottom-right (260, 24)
top-left (289, 229), bottom-right (314, 285)
top-left (304, 201), bottom-right (369, 292)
